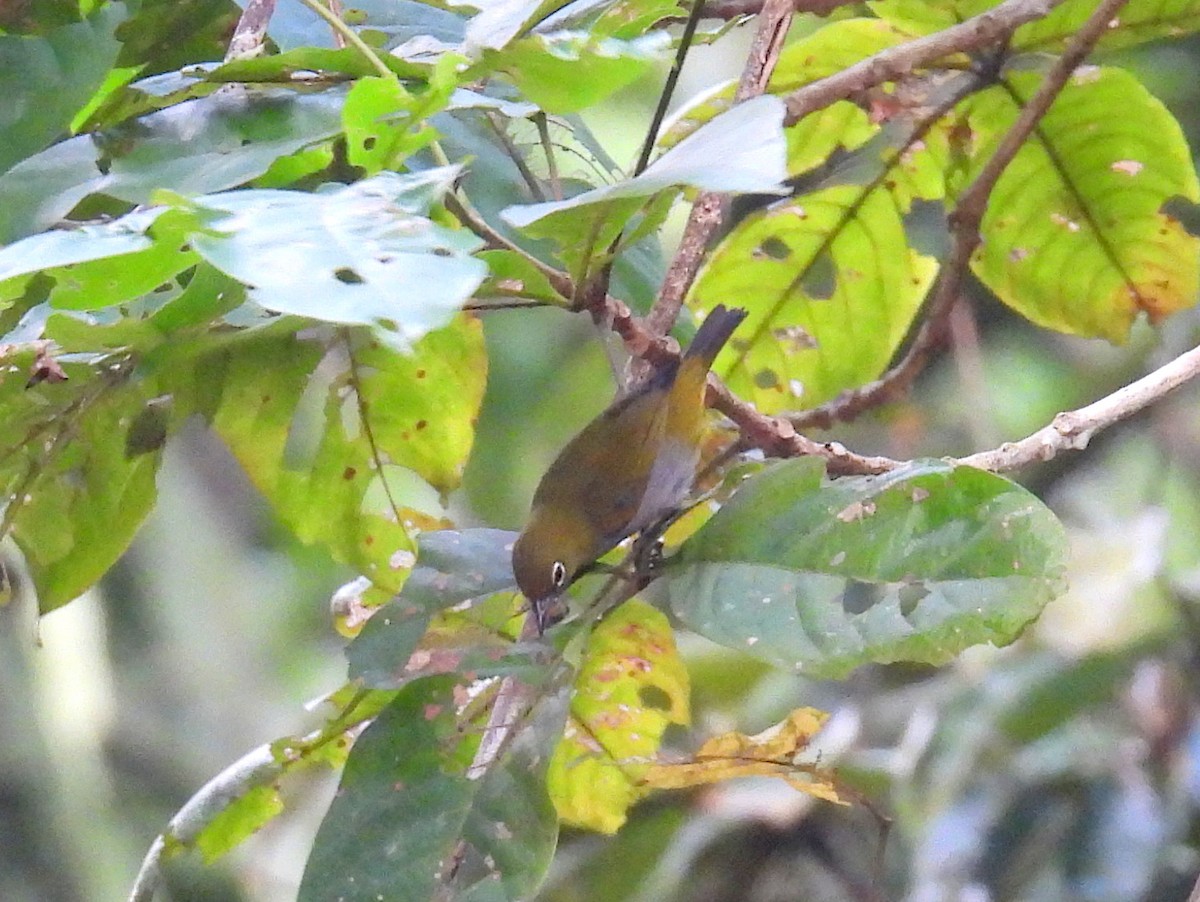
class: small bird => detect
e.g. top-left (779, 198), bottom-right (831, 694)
top-left (512, 305), bottom-right (747, 630)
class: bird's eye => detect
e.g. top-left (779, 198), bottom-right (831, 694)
top-left (551, 561), bottom-right (567, 588)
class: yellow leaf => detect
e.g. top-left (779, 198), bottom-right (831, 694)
top-left (548, 600), bottom-right (690, 833)
top-left (641, 708), bottom-right (844, 805)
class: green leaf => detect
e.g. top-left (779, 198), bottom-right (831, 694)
top-left (691, 182), bottom-right (937, 413)
top-left (192, 319), bottom-right (485, 593)
top-left (502, 95), bottom-right (788, 230)
top-left (342, 60), bottom-right (461, 175)
top-left (654, 459), bottom-right (1069, 678)
top-left (299, 675), bottom-right (564, 902)
top-left (487, 30), bottom-right (668, 114)
top-left (960, 68), bottom-right (1200, 342)
top-left (152, 685), bottom-right (398, 864)
top-left (0, 4), bottom-right (125, 175)
top-left (208, 47), bottom-right (428, 83)
top-left (1013, 0), bottom-right (1200, 52)
top-left (0, 88), bottom-right (346, 243)
top-left (478, 249), bottom-right (570, 304)
top-left (464, 0), bottom-right (569, 52)
top-left (76, 68), bottom-right (218, 133)
top-left (348, 528), bottom-right (518, 687)
top-left (591, 0), bottom-right (686, 39)
top-left (2, 356), bottom-right (160, 612)
top-left (179, 169), bottom-right (488, 346)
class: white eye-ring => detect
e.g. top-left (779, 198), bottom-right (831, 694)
top-left (551, 561), bottom-right (567, 588)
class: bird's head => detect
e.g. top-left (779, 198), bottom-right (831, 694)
top-left (511, 505), bottom-right (598, 609)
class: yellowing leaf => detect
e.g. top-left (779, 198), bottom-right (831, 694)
top-left (547, 600), bottom-right (690, 833)
top-left (641, 709), bottom-right (843, 804)
top-left (959, 68), bottom-right (1200, 342)
top-left (693, 183), bottom-right (938, 413)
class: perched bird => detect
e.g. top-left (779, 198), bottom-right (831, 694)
top-left (512, 305), bottom-right (747, 629)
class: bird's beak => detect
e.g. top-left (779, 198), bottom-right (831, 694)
top-left (532, 594), bottom-right (567, 634)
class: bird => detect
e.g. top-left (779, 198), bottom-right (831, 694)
top-left (511, 304), bottom-right (747, 630)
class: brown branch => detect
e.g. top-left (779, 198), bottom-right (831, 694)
top-left (699, 0), bottom-right (857, 18)
top-left (225, 0), bottom-right (276, 62)
top-left (782, 0), bottom-right (1068, 127)
top-left (648, 0), bottom-right (797, 342)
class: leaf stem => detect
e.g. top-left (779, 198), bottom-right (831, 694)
top-left (296, 0), bottom-right (395, 81)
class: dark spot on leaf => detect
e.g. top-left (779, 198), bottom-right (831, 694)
top-left (363, 136), bottom-right (376, 150)
top-left (125, 397), bottom-right (172, 458)
top-left (639, 685), bottom-right (672, 711)
top-left (180, 243), bottom-right (191, 253)
top-left (898, 582), bottom-right (928, 618)
top-left (415, 420), bottom-right (427, 430)
top-left (800, 251), bottom-right (836, 300)
top-left (753, 368), bottom-right (780, 390)
top-left (416, 369), bottom-right (426, 379)
top-left (365, 535), bottom-right (375, 546)
top-left (240, 138), bottom-right (251, 147)
top-left (841, 580), bottom-right (885, 615)
top-left (154, 282), bottom-right (172, 293)
top-left (432, 247), bottom-right (452, 257)
top-left (343, 466), bottom-right (357, 480)
top-left (377, 254), bottom-right (394, 264)
top-left (334, 267), bottom-right (364, 284)
top-left (755, 237), bottom-right (790, 260)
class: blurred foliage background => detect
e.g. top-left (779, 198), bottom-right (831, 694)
top-left (6, 5), bottom-right (1200, 902)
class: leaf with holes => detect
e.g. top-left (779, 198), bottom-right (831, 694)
top-left (547, 601), bottom-right (690, 834)
top-left (347, 528), bottom-right (518, 687)
top-left (299, 675), bottom-right (565, 902)
top-left (957, 67), bottom-right (1200, 341)
top-left (652, 458), bottom-right (1069, 679)
top-left (1, 355), bottom-right (160, 612)
top-left (0, 88), bottom-right (346, 244)
top-left (177, 318), bottom-right (485, 594)
top-left (689, 182), bottom-right (937, 413)
top-left (173, 169), bottom-right (487, 348)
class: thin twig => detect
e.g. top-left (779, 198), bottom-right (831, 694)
top-left (961, 341), bottom-right (1200, 472)
top-left (633, 0), bottom-right (710, 178)
top-left (466, 614), bottom-right (543, 780)
top-left (534, 113), bottom-right (562, 201)
top-left (296, 0), bottom-right (394, 79)
top-left (444, 193), bottom-right (574, 301)
top-left (648, 0), bottom-right (797, 340)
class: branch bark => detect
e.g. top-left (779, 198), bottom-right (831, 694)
top-left (961, 341), bottom-right (1200, 472)
top-left (782, 0), bottom-right (1069, 127)
top-left (648, 0), bottom-right (797, 340)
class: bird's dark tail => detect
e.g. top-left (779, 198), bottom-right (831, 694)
top-left (684, 304), bottom-right (747, 370)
